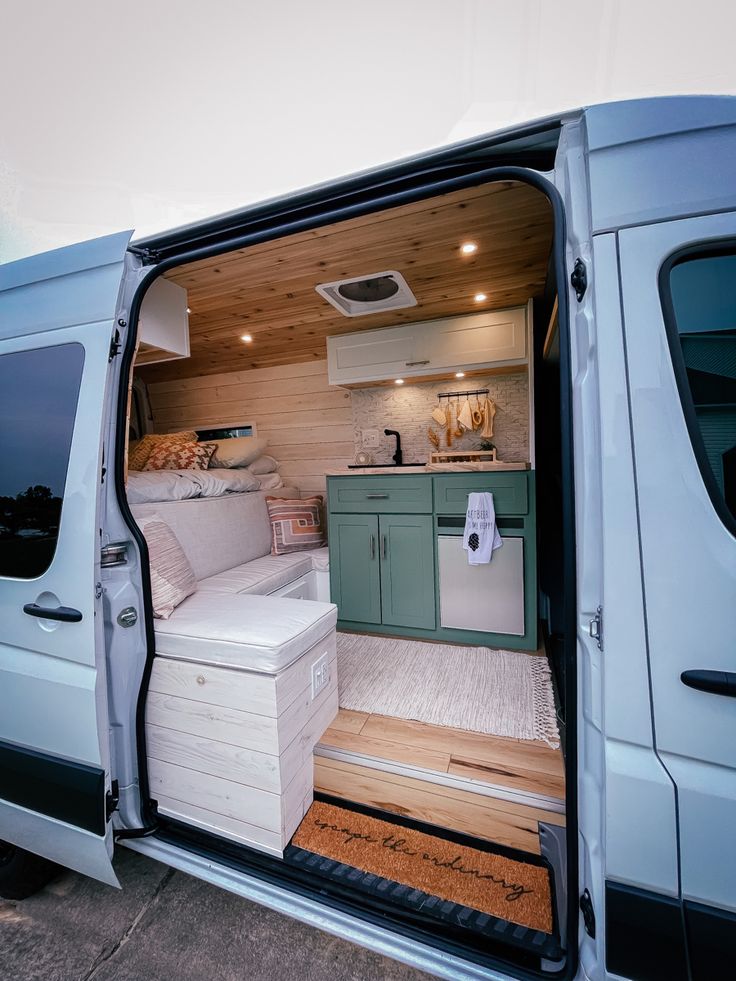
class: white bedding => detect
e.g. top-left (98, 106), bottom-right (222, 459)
top-left (127, 467), bottom-right (282, 505)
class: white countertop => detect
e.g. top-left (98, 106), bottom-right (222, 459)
top-left (326, 462), bottom-right (531, 476)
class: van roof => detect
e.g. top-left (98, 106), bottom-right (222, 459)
top-left (132, 95), bottom-right (736, 260)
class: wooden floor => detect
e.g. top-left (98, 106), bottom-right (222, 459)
top-left (315, 710), bottom-right (565, 856)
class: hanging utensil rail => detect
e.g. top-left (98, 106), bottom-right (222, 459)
top-left (437, 388), bottom-right (489, 400)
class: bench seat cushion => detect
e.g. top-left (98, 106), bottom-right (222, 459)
top-left (153, 592), bottom-right (337, 674)
top-left (199, 553), bottom-right (311, 595)
top-left (198, 548), bottom-right (330, 596)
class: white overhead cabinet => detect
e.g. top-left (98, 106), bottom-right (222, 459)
top-left (135, 277), bottom-right (190, 366)
top-left (326, 306), bottom-right (528, 386)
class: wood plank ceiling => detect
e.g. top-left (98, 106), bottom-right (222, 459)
top-left (138, 180), bottom-right (553, 383)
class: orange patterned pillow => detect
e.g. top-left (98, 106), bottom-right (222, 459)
top-left (144, 441), bottom-right (217, 471)
top-left (128, 431), bottom-right (197, 471)
top-left (266, 496), bottom-right (326, 555)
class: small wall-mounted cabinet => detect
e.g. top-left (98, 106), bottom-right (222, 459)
top-left (135, 277), bottom-right (190, 366)
top-left (326, 305), bottom-right (529, 387)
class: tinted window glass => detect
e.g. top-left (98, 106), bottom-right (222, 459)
top-left (669, 251), bottom-right (736, 523)
top-left (0, 344), bottom-right (85, 578)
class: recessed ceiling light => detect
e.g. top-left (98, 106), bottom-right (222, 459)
top-left (460, 242), bottom-right (478, 255)
top-left (395, 378), bottom-right (404, 385)
top-left (455, 372), bottom-right (465, 378)
top-left (474, 293), bottom-right (487, 303)
top-left (241, 334), bottom-right (253, 343)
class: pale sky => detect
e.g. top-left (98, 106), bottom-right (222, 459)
top-left (1, 0), bottom-right (735, 263)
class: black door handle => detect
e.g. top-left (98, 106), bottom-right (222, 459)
top-left (23, 603), bottom-right (83, 623)
top-left (681, 669), bottom-right (736, 697)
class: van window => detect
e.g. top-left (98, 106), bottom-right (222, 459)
top-left (0, 344), bottom-right (85, 578)
top-left (667, 249), bottom-right (736, 526)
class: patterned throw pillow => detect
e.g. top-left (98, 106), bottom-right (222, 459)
top-left (144, 441), bottom-right (217, 472)
top-left (128, 431), bottom-right (197, 471)
top-left (137, 515), bottom-right (197, 618)
top-left (266, 496), bottom-right (326, 555)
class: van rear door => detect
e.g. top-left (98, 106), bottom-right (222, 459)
top-left (618, 211), bottom-right (736, 969)
top-left (0, 231), bottom-right (134, 887)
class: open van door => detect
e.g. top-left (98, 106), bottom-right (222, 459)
top-left (0, 232), bottom-right (135, 888)
top-left (618, 211), bottom-right (736, 974)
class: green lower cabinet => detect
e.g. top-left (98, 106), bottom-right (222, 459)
top-left (327, 473), bottom-right (537, 650)
top-left (328, 513), bottom-right (381, 624)
top-left (379, 514), bottom-right (436, 630)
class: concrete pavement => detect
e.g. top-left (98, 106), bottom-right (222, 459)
top-left (0, 848), bottom-right (433, 981)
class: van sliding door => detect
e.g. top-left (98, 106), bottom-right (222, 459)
top-left (0, 231), bottom-right (135, 887)
top-left (618, 212), bottom-right (736, 975)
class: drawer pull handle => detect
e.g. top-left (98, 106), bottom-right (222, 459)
top-left (405, 359), bottom-right (430, 367)
top-left (365, 493), bottom-right (389, 499)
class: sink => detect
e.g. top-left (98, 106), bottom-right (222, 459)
top-left (347, 463), bottom-right (427, 469)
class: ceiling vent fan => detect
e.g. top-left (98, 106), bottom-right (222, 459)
top-left (315, 270), bottom-right (417, 317)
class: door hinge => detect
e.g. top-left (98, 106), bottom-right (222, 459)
top-left (109, 328), bottom-right (122, 361)
top-left (580, 888), bottom-right (596, 938)
top-left (571, 257), bottom-right (587, 301)
top-left (589, 605), bottom-right (603, 651)
top-left (95, 582), bottom-right (103, 600)
top-left (106, 780), bottom-right (120, 821)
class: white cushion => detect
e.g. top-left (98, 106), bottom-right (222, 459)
top-left (303, 548), bottom-right (330, 573)
top-left (210, 436), bottom-right (269, 469)
top-left (132, 493), bottom-right (272, 579)
top-left (199, 553), bottom-right (313, 595)
top-left (153, 592), bottom-right (337, 674)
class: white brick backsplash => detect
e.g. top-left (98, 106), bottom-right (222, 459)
top-left (350, 372), bottom-right (529, 465)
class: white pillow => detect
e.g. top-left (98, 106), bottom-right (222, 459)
top-left (209, 436), bottom-right (268, 469)
top-left (248, 454), bottom-right (279, 475)
top-left (137, 514), bottom-right (197, 619)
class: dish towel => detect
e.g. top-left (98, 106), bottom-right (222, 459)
top-left (463, 492), bottom-right (503, 565)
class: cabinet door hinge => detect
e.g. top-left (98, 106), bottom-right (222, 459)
top-left (106, 780), bottom-right (120, 821)
top-left (589, 606), bottom-right (603, 650)
top-left (580, 888), bottom-right (596, 938)
top-left (571, 257), bottom-right (587, 301)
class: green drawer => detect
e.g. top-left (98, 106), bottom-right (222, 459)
top-left (327, 475), bottom-right (433, 514)
top-left (433, 472), bottom-right (529, 516)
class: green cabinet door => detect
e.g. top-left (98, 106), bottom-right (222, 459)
top-left (379, 513), bottom-right (436, 630)
top-left (328, 513), bottom-right (381, 624)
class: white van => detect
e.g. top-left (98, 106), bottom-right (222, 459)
top-left (0, 96), bottom-right (733, 981)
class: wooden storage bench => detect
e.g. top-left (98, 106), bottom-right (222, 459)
top-left (144, 592), bottom-right (338, 856)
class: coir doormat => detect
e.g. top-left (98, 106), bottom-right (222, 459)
top-left (291, 800), bottom-right (553, 934)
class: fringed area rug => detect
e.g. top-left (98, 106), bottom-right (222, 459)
top-left (337, 633), bottom-right (560, 748)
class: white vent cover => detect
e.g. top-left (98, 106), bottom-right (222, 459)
top-left (315, 270), bottom-right (417, 317)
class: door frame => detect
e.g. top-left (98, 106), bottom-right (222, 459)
top-left (115, 162), bottom-right (579, 978)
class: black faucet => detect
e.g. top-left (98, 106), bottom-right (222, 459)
top-left (384, 429), bottom-right (403, 466)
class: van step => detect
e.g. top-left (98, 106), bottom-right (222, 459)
top-left (284, 843), bottom-right (564, 960)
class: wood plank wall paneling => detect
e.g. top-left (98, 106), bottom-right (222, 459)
top-left (147, 360), bottom-right (352, 496)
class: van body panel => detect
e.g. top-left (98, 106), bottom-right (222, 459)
top-left (0, 230), bottom-right (133, 339)
top-left (0, 799), bottom-right (118, 889)
top-left (618, 210), bottom-right (736, 915)
top-left (588, 233), bottom-right (680, 898)
top-left (0, 235), bottom-right (130, 885)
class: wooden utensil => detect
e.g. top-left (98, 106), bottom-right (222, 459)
top-left (432, 400), bottom-right (446, 425)
top-left (446, 401), bottom-right (453, 446)
top-left (471, 395), bottom-right (483, 429)
top-left (453, 399), bottom-right (463, 438)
